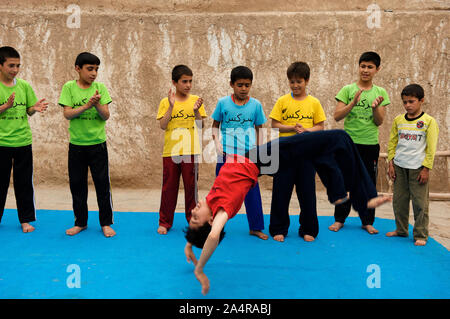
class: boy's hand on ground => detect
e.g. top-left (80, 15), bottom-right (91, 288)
top-left (371, 96), bottom-right (384, 108)
top-left (33, 98), bottom-right (49, 113)
top-left (184, 243), bottom-right (198, 266)
top-left (194, 267), bottom-right (210, 295)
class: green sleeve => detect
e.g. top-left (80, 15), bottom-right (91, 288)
top-left (335, 85), bottom-right (350, 104)
top-left (58, 83), bottom-right (73, 107)
top-left (380, 87), bottom-right (390, 106)
top-left (98, 83), bottom-right (112, 105)
top-left (25, 82), bottom-right (38, 108)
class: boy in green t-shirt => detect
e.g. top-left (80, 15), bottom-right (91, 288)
top-left (0, 46), bottom-right (48, 233)
top-left (58, 52), bottom-right (115, 238)
top-left (329, 51), bottom-right (390, 235)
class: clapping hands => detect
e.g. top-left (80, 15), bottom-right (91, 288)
top-left (88, 90), bottom-right (101, 108)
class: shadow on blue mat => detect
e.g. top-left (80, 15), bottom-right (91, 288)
top-left (0, 209), bottom-right (448, 299)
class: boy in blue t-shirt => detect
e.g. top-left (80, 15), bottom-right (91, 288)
top-left (211, 66), bottom-right (268, 240)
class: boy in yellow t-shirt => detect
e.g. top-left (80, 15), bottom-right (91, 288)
top-left (268, 61), bottom-right (326, 242)
top-left (156, 65), bottom-right (207, 234)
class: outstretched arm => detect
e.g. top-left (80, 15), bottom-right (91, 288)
top-left (194, 210), bottom-right (228, 295)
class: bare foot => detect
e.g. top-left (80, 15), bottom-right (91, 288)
top-left (332, 193), bottom-right (349, 205)
top-left (367, 195), bottom-right (392, 208)
top-left (362, 225), bottom-right (379, 234)
top-left (249, 230), bottom-right (269, 240)
top-left (328, 222), bottom-right (344, 232)
top-left (414, 239), bottom-right (427, 246)
top-left (21, 223), bottom-right (35, 233)
top-left (157, 225), bottom-right (168, 235)
top-left (66, 226), bottom-right (87, 236)
top-left (386, 230), bottom-right (399, 237)
top-left (273, 234), bottom-right (285, 242)
top-left (102, 225), bottom-right (116, 237)
top-left (303, 235), bottom-right (315, 242)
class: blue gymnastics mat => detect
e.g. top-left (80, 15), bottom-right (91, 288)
top-left (0, 209), bottom-right (448, 299)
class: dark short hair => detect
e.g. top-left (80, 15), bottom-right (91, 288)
top-left (359, 51), bottom-right (381, 68)
top-left (184, 224), bottom-right (226, 249)
top-left (287, 61), bottom-right (310, 81)
top-left (230, 66), bottom-right (253, 84)
top-left (172, 64), bottom-right (193, 82)
top-left (75, 52), bottom-right (101, 68)
top-left (401, 84), bottom-right (424, 100)
top-left (0, 46), bottom-right (20, 65)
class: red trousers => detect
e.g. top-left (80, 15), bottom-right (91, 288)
top-left (159, 155), bottom-right (198, 229)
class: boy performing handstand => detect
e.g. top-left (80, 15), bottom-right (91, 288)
top-left (184, 129), bottom-right (391, 295)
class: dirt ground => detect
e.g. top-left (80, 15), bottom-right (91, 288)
top-left (5, 185), bottom-right (449, 250)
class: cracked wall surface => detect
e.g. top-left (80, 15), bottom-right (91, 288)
top-left (0, 1), bottom-right (448, 192)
